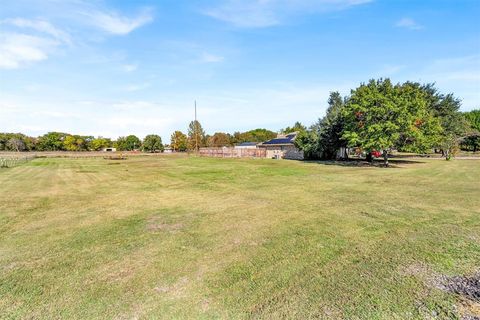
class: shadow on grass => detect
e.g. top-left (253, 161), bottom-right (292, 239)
top-left (304, 158), bottom-right (426, 168)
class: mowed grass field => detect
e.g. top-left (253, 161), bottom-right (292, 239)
top-left (0, 155), bottom-right (479, 319)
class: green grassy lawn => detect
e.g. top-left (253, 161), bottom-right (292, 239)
top-left (0, 155), bottom-right (479, 319)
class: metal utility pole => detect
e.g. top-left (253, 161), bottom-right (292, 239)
top-left (195, 100), bottom-right (198, 153)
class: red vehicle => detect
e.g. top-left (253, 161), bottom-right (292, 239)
top-left (371, 150), bottom-right (382, 158)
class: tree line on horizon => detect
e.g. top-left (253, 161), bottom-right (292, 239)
top-left (0, 127), bottom-right (279, 153)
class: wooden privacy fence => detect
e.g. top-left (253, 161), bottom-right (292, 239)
top-left (199, 147), bottom-right (266, 158)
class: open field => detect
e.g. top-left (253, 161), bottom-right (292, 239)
top-left (1, 155), bottom-right (479, 319)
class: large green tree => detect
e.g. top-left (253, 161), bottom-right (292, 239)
top-left (294, 130), bottom-right (318, 160)
top-left (37, 132), bottom-right (67, 151)
top-left (419, 84), bottom-right (469, 159)
top-left (116, 135), bottom-right (141, 151)
top-left (460, 134), bottom-right (480, 152)
top-left (316, 91), bottom-right (347, 160)
top-left (464, 109), bottom-right (480, 132)
top-left (142, 134), bottom-right (164, 152)
top-left (170, 131), bottom-right (188, 152)
top-left (461, 109), bottom-right (480, 153)
top-left (342, 79), bottom-right (441, 166)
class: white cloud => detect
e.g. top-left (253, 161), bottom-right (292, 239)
top-left (205, 1), bottom-right (279, 28)
top-left (124, 83), bottom-right (151, 92)
top-left (1, 18), bottom-right (72, 44)
top-left (0, 33), bottom-right (57, 69)
top-left (204, 0), bottom-right (372, 28)
top-left (0, 3), bottom-right (152, 69)
top-left (122, 63), bottom-right (138, 72)
top-left (200, 52), bottom-right (224, 63)
top-left (0, 18), bottom-right (71, 69)
top-left (395, 17), bottom-right (423, 30)
top-left (82, 8), bottom-right (154, 35)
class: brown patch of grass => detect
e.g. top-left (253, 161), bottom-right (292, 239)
top-left (154, 276), bottom-right (189, 298)
top-left (146, 218), bottom-right (184, 233)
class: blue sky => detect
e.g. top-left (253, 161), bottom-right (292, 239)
top-left (1, 0), bottom-right (479, 140)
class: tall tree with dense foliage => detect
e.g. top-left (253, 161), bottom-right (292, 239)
top-left (294, 130), bottom-right (318, 159)
top-left (142, 134), bottom-right (164, 152)
top-left (37, 132), bottom-right (67, 151)
top-left (464, 109), bottom-right (480, 132)
top-left (419, 84), bottom-right (469, 159)
top-left (460, 109), bottom-right (480, 153)
top-left (316, 91), bottom-right (348, 159)
top-left (460, 134), bottom-right (480, 152)
top-left (342, 79), bottom-right (441, 166)
top-left (170, 131), bottom-right (188, 152)
top-left (295, 92), bottom-right (346, 160)
top-left (187, 120), bottom-right (205, 151)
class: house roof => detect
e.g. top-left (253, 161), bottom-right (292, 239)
top-left (260, 133), bottom-right (297, 146)
top-left (236, 142), bottom-right (258, 147)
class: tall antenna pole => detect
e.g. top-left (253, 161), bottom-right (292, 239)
top-left (195, 100), bottom-right (198, 153)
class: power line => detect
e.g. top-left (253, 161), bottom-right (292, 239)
top-left (195, 100), bottom-right (198, 153)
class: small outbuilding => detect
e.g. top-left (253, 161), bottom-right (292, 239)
top-left (258, 132), bottom-right (304, 160)
top-left (102, 147), bottom-right (117, 152)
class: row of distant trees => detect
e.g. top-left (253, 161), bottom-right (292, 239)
top-left (170, 122), bottom-right (277, 152)
top-left (0, 132), bottom-right (165, 152)
top-left (0, 126), bottom-right (278, 153)
top-left (293, 79), bottom-right (480, 165)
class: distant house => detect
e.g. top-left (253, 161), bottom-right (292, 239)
top-left (234, 142), bottom-right (258, 149)
top-left (102, 147), bottom-right (116, 152)
top-left (258, 132), bottom-right (304, 160)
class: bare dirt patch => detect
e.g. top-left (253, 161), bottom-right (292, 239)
top-left (438, 273), bottom-right (480, 303)
top-left (403, 264), bottom-right (480, 319)
top-left (438, 273), bottom-right (480, 319)
top-left (154, 276), bottom-right (189, 298)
